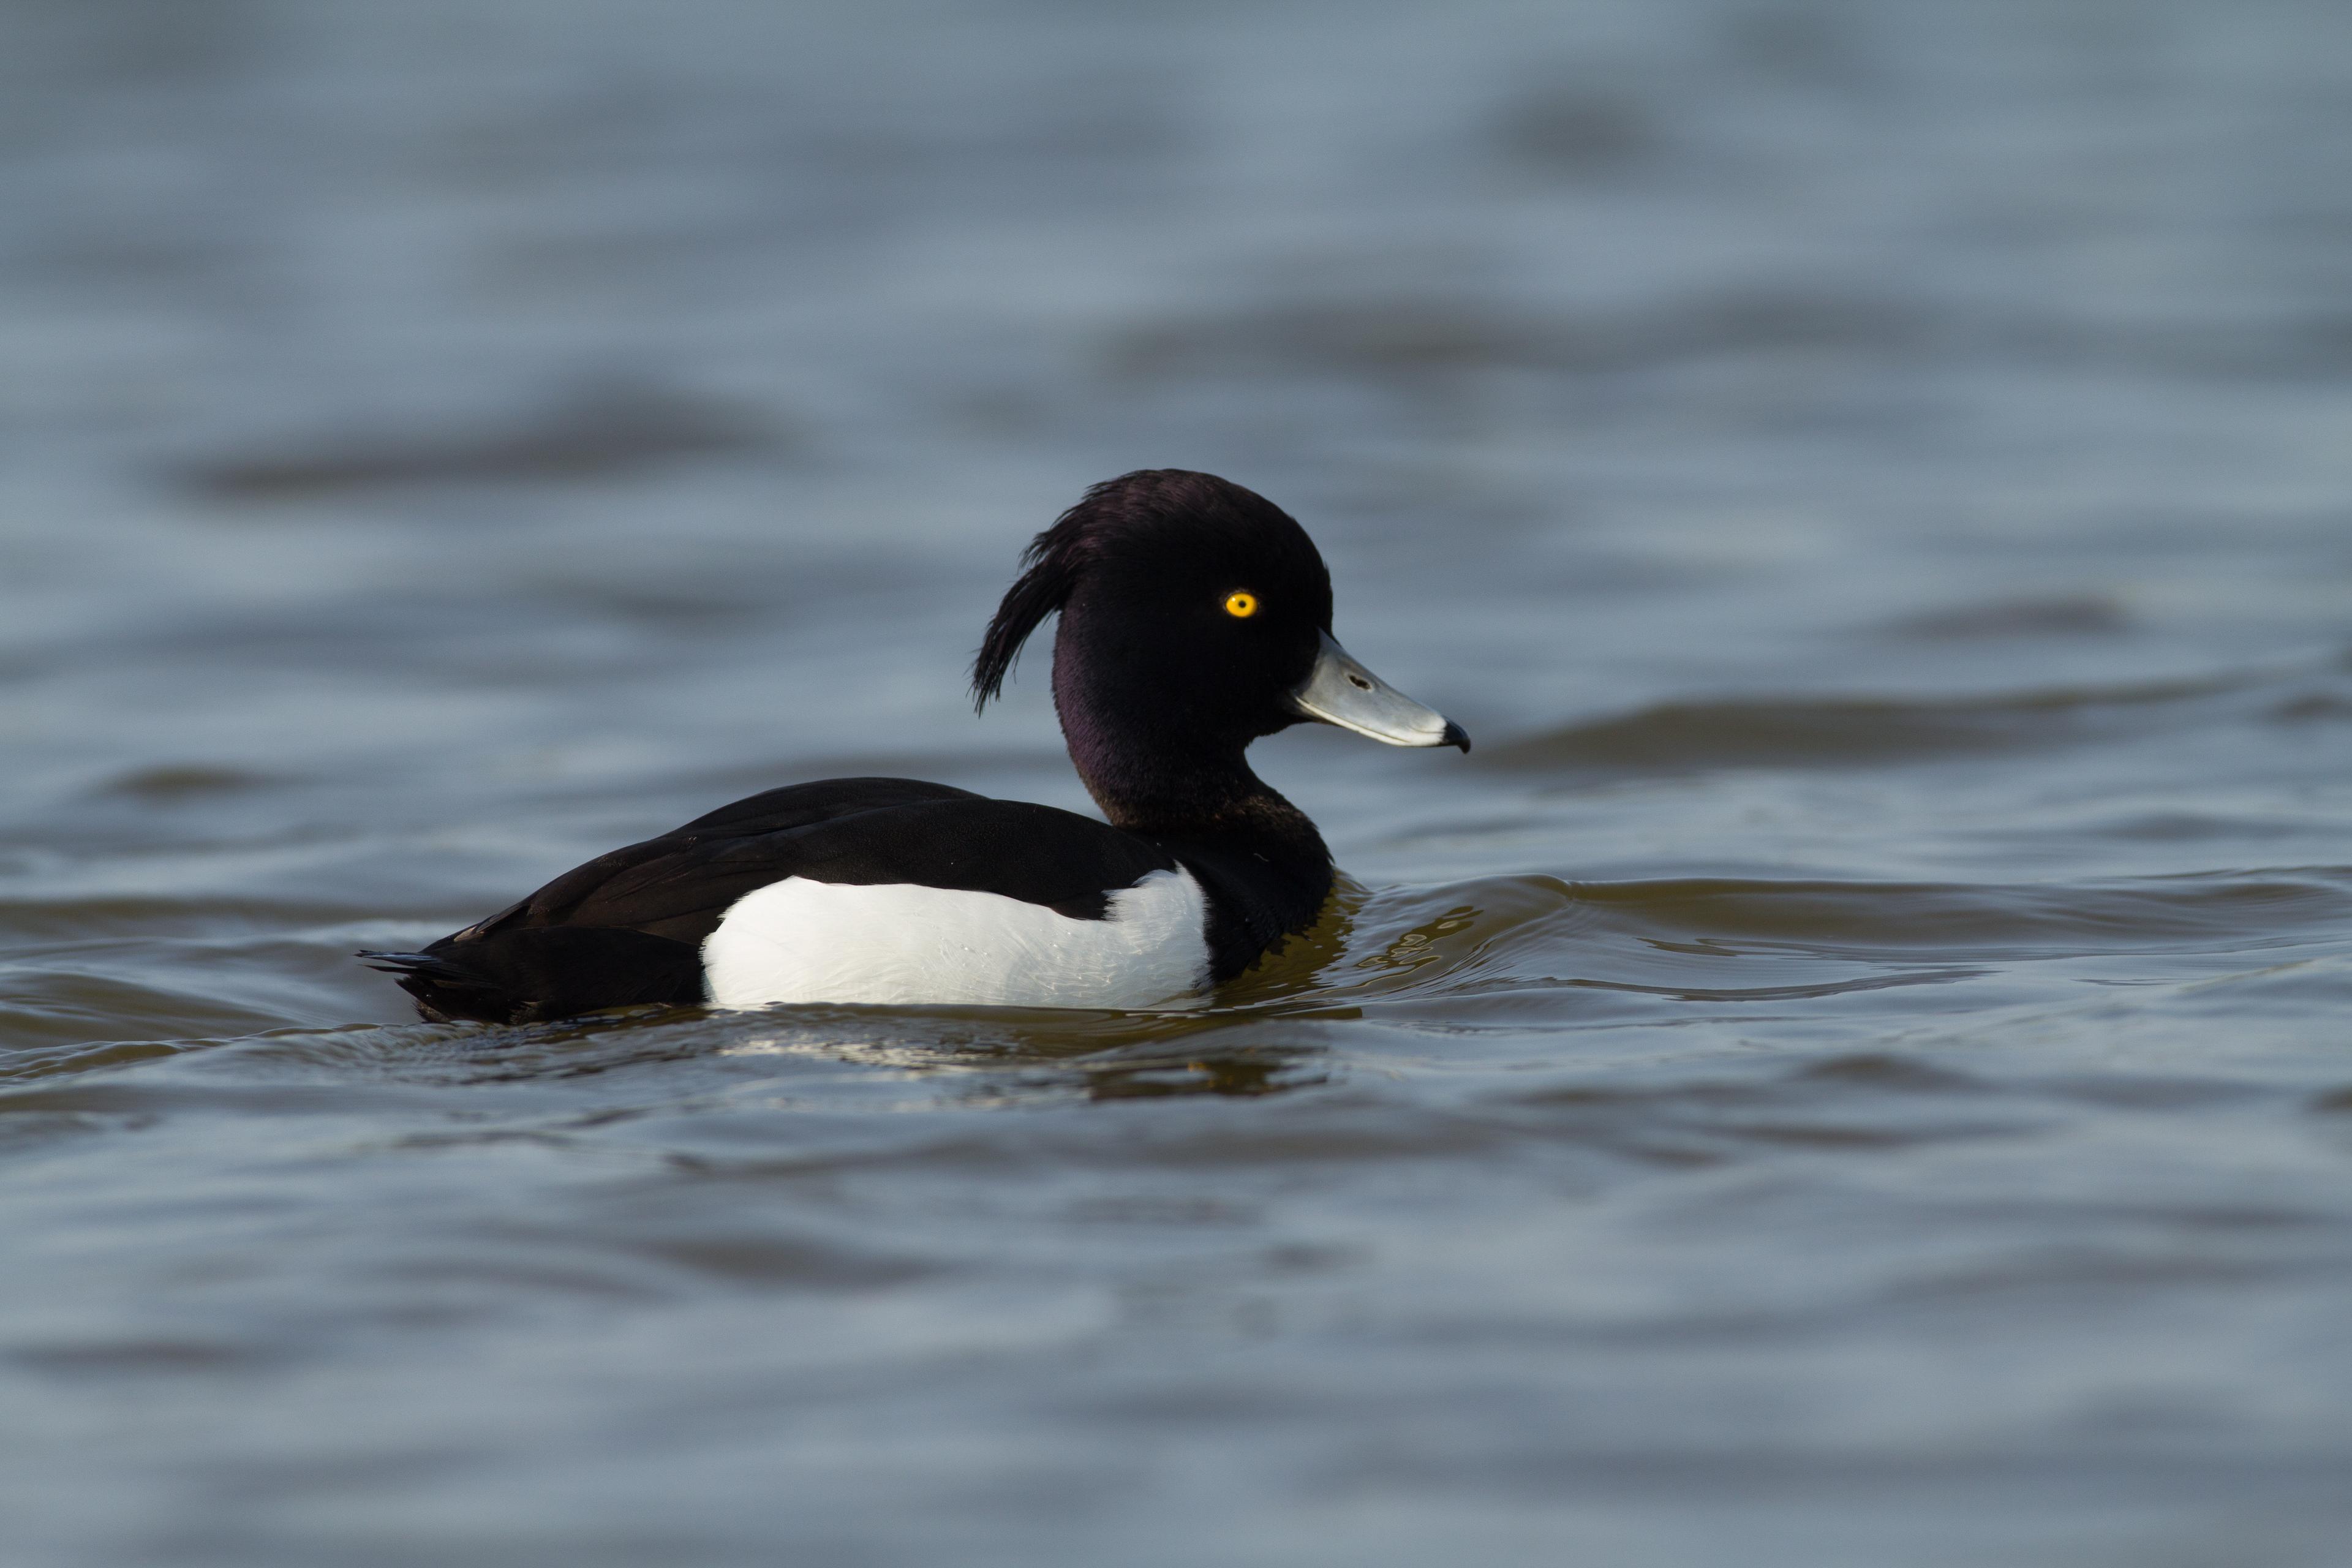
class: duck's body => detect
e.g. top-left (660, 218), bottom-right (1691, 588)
top-left (365, 470), bottom-right (1463, 1023)
top-left (379, 776), bottom-right (1329, 1019)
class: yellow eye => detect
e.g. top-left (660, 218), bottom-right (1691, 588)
top-left (1224, 591), bottom-right (1259, 619)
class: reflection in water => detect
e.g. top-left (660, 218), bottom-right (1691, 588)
top-left (1351, 902), bottom-right (1483, 976)
top-left (717, 1006), bottom-right (1335, 1102)
top-left (1074, 1042), bottom-right (1328, 1101)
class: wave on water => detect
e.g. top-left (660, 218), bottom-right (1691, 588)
top-left (5, 654), bottom-right (2349, 1105)
top-left (1479, 669), bottom-right (2288, 773)
top-left (11, 861), bottom-right (2347, 1109)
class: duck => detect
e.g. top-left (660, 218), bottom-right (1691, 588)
top-left (363, 469), bottom-right (1467, 1023)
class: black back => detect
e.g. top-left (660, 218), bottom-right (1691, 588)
top-left (472, 778), bottom-right (1177, 941)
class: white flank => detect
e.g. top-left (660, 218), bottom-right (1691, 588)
top-left (699, 868), bottom-right (1211, 1010)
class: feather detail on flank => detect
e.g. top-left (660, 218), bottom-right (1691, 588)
top-left (699, 868), bottom-right (1212, 1009)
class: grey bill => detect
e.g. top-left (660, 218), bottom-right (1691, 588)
top-left (1291, 631), bottom-right (1470, 752)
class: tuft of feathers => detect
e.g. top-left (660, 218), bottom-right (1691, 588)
top-left (970, 491), bottom-right (1092, 711)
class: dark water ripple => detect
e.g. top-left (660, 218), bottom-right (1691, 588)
top-left (1483, 669), bottom-right (2267, 772)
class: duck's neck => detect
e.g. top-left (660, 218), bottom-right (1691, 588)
top-left (1052, 677), bottom-right (1323, 857)
top-left (1052, 659), bottom-right (1336, 982)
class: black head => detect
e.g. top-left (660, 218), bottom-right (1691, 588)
top-left (974, 470), bottom-right (1332, 750)
top-left (974, 470), bottom-right (1463, 827)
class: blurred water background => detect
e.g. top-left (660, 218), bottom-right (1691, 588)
top-left (6, 1), bottom-right (2352, 1563)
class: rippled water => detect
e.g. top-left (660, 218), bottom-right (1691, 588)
top-left (8, 1), bottom-right (2352, 1562)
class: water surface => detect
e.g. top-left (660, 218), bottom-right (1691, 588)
top-left (6, 2), bottom-right (2352, 1564)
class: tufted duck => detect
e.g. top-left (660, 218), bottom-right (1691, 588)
top-left (363, 470), bottom-right (1466, 1022)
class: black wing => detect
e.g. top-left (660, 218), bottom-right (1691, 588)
top-left (366, 777), bottom-right (1180, 1024)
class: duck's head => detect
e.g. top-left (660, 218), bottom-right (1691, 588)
top-left (973, 470), bottom-right (1466, 816)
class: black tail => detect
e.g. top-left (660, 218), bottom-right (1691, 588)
top-left (360, 928), bottom-right (706, 1025)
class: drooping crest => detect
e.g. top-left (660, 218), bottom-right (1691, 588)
top-left (970, 488), bottom-right (1098, 711)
